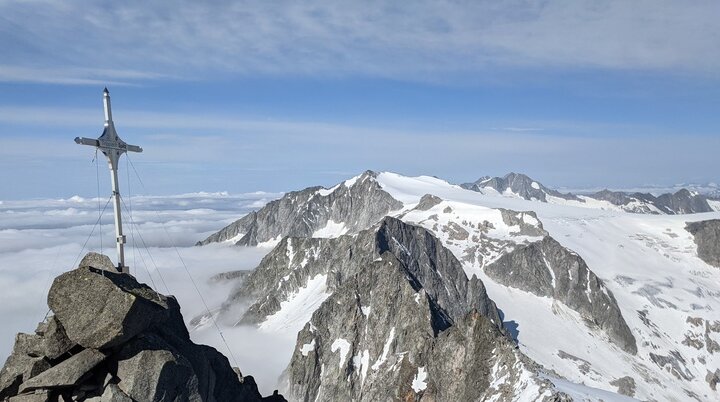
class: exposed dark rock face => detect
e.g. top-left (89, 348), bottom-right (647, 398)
top-left (461, 173), bottom-right (581, 202)
top-left (609, 376), bottom-right (636, 397)
top-left (0, 255), bottom-right (285, 402)
top-left (218, 217), bottom-right (502, 334)
top-left (207, 217), bottom-right (570, 400)
top-left (686, 219), bottom-right (720, 268)
top-left (708, 369), bottom-right (720, 391)
top-left (485, 236), bottom-right (638, 354)
top-left (270, 219), bottom-right (564, 401)
top-left (592, 189), bottom-right (714, 214)
top-left (498, 208), bottom-right (546, 237)
top-left (655, 189), bottom-right (713, 214)
top-left (414, 194), bottom-right (442, 211)
top-left (197, 171), bottom-right (403, 246)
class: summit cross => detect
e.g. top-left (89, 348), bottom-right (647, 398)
top-left (75, 88), bottom-right (143, 274)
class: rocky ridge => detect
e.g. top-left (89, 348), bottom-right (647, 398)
top-left (215, 217), bottom-right (570, 400)
top-left (0, 253), bottom-right (284, 402)
top-left (197, 171), bottom-right (402, 246)
top-left (462, 172), bottom-right (715, 214)
top-left (461, 172), bottom-right (581, 202)
top-left (485, 236), bottom-right (637, 354)
top-left (217, 217), bottom-right (502, 333)
top-left (592, 188), bottom-right (714, 214)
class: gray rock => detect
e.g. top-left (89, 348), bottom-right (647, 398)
top-left (648, 351), bottom-right (693, 381)
top-left (220, 217), bottom-right (502, 332)
top-left (280, 258), bottom-right (558, 401)
top-left (27, 316), bottom-right (75, 361)
top-left (197, 170), bottom-right (403, 246)
top-left (19, 349), bottom-right (105, 393)
top-left (0, 352), bottom-right (50, 399)
top-left (1, 252), bottom-right (283, 402)
top-left (414, 194), bottom-right (443, 211)
top-left (7, 391), bottom-right (50, 402)
top-left (485, 236), bottom-right (638, 354)
top-left (47, 266), bottom-right (179, 349)
top-left (461, 173), bottom-right (581, 202)
top-left (85, 384), bottom-right (133, 402)
top-left (498, 208), bottom-right (547, 237)
top-left (686, 219), bottom-right (720, 268)
top-left (707, 369), bottom-right (720, 391)
top-left (79, 252), bottom-right (117, 271)
top-left (114, 333), bottom-right (199, 402)
top-left (610, 376), bottom-right (636, 397)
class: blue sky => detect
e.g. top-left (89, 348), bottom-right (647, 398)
top-left (1, 0), bottom-right (719, 199)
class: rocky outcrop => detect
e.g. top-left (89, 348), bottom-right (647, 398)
top-left (461, 173), bottom-right (581, 202)
top-left (218, 217), bottom-right (502, 334)
top-left (686, 219), bottom-right (720, 268)
top-left (485, 236), bottom-right (638, 354)
top-left (272, 219), bottom-right (564, 401)
top-left (0, 254), bottom-right (284, 402)
top-left (197, 171), bottom-right (403, 246)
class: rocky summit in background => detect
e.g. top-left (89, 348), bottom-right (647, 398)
top-left (461, 172), bottom-right (582, 203)
top-left (0, 252), bottom-right (285, 402)
top-left (197, 170), bottom-right (402, 246)
top-left (590, 188), bottom-right (714, 214)
top-left (461, 172), bottom-right (716, 214)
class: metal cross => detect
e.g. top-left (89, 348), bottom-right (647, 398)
top-left (75, 88), bottom-right (142, 274)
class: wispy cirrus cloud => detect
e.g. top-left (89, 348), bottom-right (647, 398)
top-left (1, 1), bottom-right (719, 85)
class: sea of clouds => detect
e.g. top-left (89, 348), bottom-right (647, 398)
top-left (0, 191), bottom-right (294, 394)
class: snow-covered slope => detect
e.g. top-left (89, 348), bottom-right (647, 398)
top-left (199, 171), bottom-right (720, 401)
top-left (375, 172), bottom-right (720, 401)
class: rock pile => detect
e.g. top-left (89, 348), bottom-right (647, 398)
top-left (0, 253), bottom-right (285, 402)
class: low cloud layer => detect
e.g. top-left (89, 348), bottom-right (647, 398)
top-left (0, 192), bottom-right (292, 394)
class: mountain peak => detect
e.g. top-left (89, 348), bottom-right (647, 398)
top-left (462, 172), bottom-right (579, 202)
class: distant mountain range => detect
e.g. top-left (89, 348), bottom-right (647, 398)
top-left (461, 172), bottom-right (719, 215)
top-left (194, 170), bottom-right (720, 401)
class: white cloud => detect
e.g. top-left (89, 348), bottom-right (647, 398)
top-left (1, 0), bottom-right (719, 84)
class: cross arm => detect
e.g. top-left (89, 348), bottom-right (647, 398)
top-left (126, 144), bottom-right (143, 153)
top-left (75, 137), bottom-right (99, 147)
top-left (74, 137), bottom-right (143, 153)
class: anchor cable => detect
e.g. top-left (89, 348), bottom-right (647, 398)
top-left (124, 154), bottom-right (242, 369)
top-left (94, 149), bottom-right (103, 254)
top-left (70, 195), bottom-right (113, 270)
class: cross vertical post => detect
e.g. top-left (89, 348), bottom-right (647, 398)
top-left (75, 88), bottom-right (143, 274)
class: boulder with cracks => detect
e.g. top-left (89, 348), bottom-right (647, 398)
top-left (1, 254), bottom-right (285, 402)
